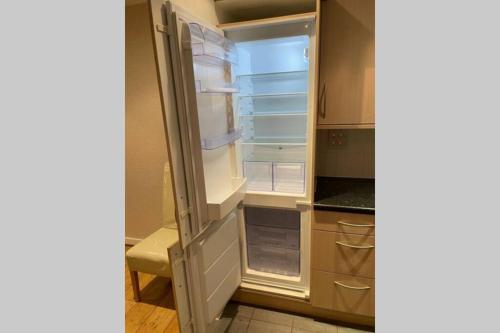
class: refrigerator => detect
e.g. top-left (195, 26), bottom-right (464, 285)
top-left (149, 1), bottom-right (319, 332)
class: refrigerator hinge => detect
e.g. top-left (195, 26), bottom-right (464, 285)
top-left (155, 24), bottom-right (169, 34)
top-left (179, 207), bottom-right (191, 218)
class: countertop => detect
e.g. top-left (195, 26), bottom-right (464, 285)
top-left (314, 177), bottom-right (375, 214)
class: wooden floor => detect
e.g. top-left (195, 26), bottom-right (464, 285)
top-left (125, 246), bottom-right (180, 333)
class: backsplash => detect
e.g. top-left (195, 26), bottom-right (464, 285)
top-left (315, 129), bottom-right (375, 178)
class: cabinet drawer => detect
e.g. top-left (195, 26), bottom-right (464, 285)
top-left (312, 230), bottom-right (374, 278)
top-left (311, 270), bottom-right (374, 317)
top-left (312, 210), bottom-right (375, 236)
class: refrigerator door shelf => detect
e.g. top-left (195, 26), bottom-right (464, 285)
top-left (185, 22), bottom-right (237, 64)
top-left (206, 177), bottom-right (247, 221)
top-left (195, 80), bottom-right (239, 94)
top-left (201, 128), bottom-right (242, 150)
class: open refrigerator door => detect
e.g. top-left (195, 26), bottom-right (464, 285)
top-left (150, 0), bottom-right (318, 331)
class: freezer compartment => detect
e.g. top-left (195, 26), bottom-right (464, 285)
top-left (244, 205), bottom-right (300, 254)
top-left (246, 225), bottom-right (300, 250)
top-left (244, 206), bottom-right (301, 229)
top-left (247, 244), bottom-right (300, 277)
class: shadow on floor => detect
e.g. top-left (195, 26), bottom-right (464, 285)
top-left (138, 276), bottom-right (176, 310)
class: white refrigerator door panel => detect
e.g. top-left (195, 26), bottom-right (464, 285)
top-left (150, 2), bottom-right (244, 332)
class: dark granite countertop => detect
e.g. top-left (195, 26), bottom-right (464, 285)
top-left (314, 177), bottom-right (375, 214)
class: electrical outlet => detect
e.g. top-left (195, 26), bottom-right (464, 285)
top-left (328, 130), bottom-right (347, 148)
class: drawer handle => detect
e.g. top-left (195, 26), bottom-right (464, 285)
top-left (337, 221), bottom-right (375, 228)
top-left (334, 280), bottom-right (371, 291)
top-left (335, 241), bottom-right (374, 249)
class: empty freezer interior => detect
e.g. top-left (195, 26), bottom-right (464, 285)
top-left (231, 27), bottom-right (311, 194)
top-left (244, 206), bottom-right (301, 277)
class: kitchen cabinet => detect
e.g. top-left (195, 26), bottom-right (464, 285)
top-left (311, 209), bottom-right (375, 317)
top-left (317, 0), bottom-right (375, 128)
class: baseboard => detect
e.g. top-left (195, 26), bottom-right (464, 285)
top-left (125, 236), bottom-right (143, 246)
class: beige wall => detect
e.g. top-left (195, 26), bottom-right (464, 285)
top-left (125, 0), bottom-right (219, 243)
top-left (315, 129), bottom-right (374, 178)
top-left (126, 2), bottom-right (168, 242)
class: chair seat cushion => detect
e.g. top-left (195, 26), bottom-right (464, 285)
top-left (126, 228), bottom-right (179, 278)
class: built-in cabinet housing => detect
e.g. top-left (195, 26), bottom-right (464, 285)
top-left (311, 210), bottom-right (375, 317)
top-left (317, 0), bottom-right (375, 128)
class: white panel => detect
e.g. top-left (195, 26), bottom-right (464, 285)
top-left (168, 242), bottom-right (194, 333)
top-left (203, 238), bottom-right (240, 299)
top-left (198, 212), bottom-right (238, 271)
top-left (205, 262), bottom-right (241, 321)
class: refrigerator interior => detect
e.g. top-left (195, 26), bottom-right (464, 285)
top-left (183, 17), bottom-right (313, 298)
top-left (234, 35), bottom-right (310, 194)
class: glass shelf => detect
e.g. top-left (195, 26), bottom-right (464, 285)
top-left (239, 112), bottom-right (307, 117)
top-left (237, 70), bottom-right (308, 79)
top-left (238, 92), bottom-right (307, 116)
top-left (237, 70), bottom-right (308, 96)
top-left (240, 137), bottom-right (306, 146)
top-left (201, 128), bottom-right (242, 150)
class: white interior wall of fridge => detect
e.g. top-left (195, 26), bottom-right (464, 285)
top-left (232, 35), bottom-right (310, 194)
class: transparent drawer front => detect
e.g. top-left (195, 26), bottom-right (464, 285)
top-left (245, 206), bottom-right (301, 230)
top-left (273, 162), bottom-right (305, 194)
top-left (246, 224), bottom-right (300, 250)
top-left (247, 245), bottom-right (300, 277)
top-left (243, 161), bottom-right (273, 192)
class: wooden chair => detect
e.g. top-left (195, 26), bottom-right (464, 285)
top-left (126, 162), bottom-right (179, 301)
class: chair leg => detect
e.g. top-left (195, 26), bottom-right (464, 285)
top-left (130, 271), bottom-right (141, 302)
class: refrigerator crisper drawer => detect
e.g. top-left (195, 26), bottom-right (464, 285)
top-left (243, 161), bottom-right (273, 192)
top-left (243, 161), bottom-right (305, 194)
top-left (247, 245), bottom-right (300, 277)
top-left (246, 224), bottom-right (300, 250)
top-left (273, 162), bottom-right (305, 194)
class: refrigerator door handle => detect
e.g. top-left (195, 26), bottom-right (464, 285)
top-left (319, 82), bottom-right (327, 119)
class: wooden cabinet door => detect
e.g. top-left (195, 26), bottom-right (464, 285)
top-left (311, 270), bottom-right (375, 316)
top-left (312, 230), bottom-right (375, 278)
top-left (317, 0), bottom-right (375, 127)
